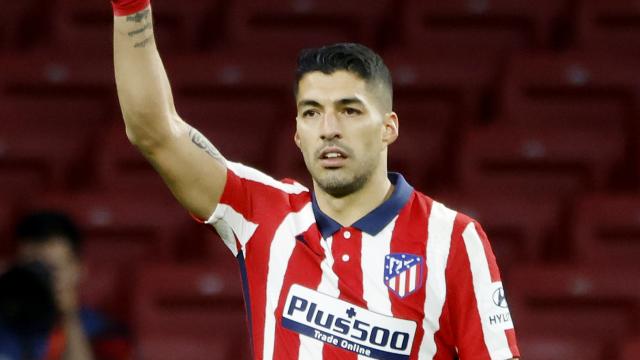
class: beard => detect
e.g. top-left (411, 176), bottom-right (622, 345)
top-left (309, 155), bottom-right (378, 198)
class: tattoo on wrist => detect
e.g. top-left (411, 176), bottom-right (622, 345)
top-left (189, 127), bottom-right (225, 162)
top-left (126, 9), bottom-right (150, 23)
top-left (134, 35), bottom-right (154, 48)
top-left (128, 22), bottom-right (151, 37)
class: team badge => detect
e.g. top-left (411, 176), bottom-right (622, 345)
top-left (384, 253), bottom-right (425, 298)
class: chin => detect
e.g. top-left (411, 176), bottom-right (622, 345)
top-left (313, 169), bottom-right (369, 198)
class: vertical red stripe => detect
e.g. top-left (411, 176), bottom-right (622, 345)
top-left (322, 226), bottom-right (364, 359)
top-left (505, 328), bottom-right (520, 357)
top-left (444, 214), bottom-right (492, 359)
top-left (272, 225), bottom-right (325, 359)
top-left (386, 193), bottom-right (431, 360)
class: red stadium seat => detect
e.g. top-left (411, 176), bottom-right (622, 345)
top-left (29, 190), bottom-right (190, 261)
top-left (0, 97), bottom-right (103, 196)
top-left (175, 95), bottom-right (284, 170)
top-left (226, 0), bottom-right (391, 57)
top-left (382, 49), bottom-right (496, 122)
top-left (133, 262), bottom-right (250, 359)
top-left (458, 125), bottom-right (626, 197)
top-left (388, 98), bottom-right (455, 190)
top-left (165, 52), bottom-right (294, 97)
top-left (507, 264), bottom-right (640, 342)
top-left (0, 51), bottom-right (115, 99)
top-left (0, 0), bottom-right (52, 52)
top-left (402, 0), bottom-right (564, 57)
top-left (499, 51), bottom-right (639, 132)
top-left (572, 193), bottom-right (640, 265)
top-left (139, 336), bottom-right (234, 360)
top-left (621, 336), bottom-right (640, 360)
top-left (576, 0), bottom-right (640, 53)
top-left (95, 122), bottom-right (173, 196)
top-left (50, 0), bottom-right (220, 56)
top-left (434, 192), bottom-right (562, 267)
top-left (517, 335), bottom-right (604, 360)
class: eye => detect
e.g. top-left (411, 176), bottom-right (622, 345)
top-left (343, 107), bottom-right (362, 116)
top-left (302, 109), bottom-right (320, 118)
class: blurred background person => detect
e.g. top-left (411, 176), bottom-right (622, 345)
top-left (0, 211), bottom-right (132, 360)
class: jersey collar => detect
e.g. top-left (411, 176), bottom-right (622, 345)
top-left (311, 173), bottom-right (414, 239)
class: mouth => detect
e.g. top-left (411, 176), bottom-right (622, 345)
top-left (318, 147), bottom-right (349, 168)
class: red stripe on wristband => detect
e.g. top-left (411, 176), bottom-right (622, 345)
top-left (112, 0), bottom-right (151, 17)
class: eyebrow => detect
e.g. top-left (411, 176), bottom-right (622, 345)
top-left (297, 97), bottom-right (366, 108)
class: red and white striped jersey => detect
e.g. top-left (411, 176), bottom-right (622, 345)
top-left (204, 162), bottom-right (520, 360)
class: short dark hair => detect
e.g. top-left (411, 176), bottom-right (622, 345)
top-left (14, 211), bottom-right (82, 257)
top-left (294, 42), bottom-right (393, 110)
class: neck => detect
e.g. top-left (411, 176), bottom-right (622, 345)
top-left (314, 169), bottom-right (393, 227)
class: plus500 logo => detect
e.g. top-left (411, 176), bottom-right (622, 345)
top-left (282, 285), bottom-right (416, 358)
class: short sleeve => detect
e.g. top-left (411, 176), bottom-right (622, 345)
top-left (446, 220), bottom-right (520, 360)
top-left (202, 162), bottom-right (308, 256)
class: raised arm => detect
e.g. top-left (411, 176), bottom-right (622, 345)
top-left (112, 0), bottom-right (226, 219)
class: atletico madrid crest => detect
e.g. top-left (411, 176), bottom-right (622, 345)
top-left (384, 253), bottom-right (425, 299)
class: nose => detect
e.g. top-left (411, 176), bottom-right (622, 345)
top-left (320, 111), bottom-right (341, 141)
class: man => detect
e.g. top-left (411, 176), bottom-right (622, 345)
top-left (0, 211), bottom-right (131, 360)
top-left (112, 0), bottom-right (520, 358)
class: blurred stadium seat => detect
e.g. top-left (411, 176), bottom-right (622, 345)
top-left (458, 125), bottom-right (626, 197)
top-left (517, 335), bottom-right (604, 360)
top-left (0, 98), bottom-right (103, 196)
top-left (621, 336), bottom-right (640, 360)
top-left (572, 193), bottom-right (640, 265)
top-left (0, 0), bottom-right (52, 52)
top-left (133, 262), bottom-right (250, 360)
top-left (402, 0), bottom-right (565, 57)
top-left (51, 0), bottom-right (221, 56)
top-left (508, 264), bottom-right (640, 343)
top-left (383, 49), bottom-right (495, 122)
top-left (576, 0), bottom-right (640, 53)
top-left (226, 0), bottom-right (391, 57)
top-left (499, 51), bottom-right (639, 132)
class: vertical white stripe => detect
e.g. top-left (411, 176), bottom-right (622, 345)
top-left (361, 218), bottom-right (395, 314)
top-left (409, 265), bottom-right (417, 292)
top-left (262, 203), bottom-right (315, 360)
top-left (360, 219), bottom-right (396, 360)
top-left (398, 271), bottom-right (407, 297)
top-left (389, 277), bottom-right (396, 291)
top-left (298, 235), bottom-right (340, 360)
top-left (462, 223), bottom-right (513, 360)
top-left (419, 202), bottom-right (457, 360)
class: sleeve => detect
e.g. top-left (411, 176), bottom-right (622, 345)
top-left (201, 161), bottom-right (307, 256)
top-left (445, 219), bottom-right (520, 360)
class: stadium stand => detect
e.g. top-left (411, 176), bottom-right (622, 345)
top-left (132, 262), bottom-right (250, 359)
top-left (572, 193), bottom-right (640, 264)
top-left (576, 0), bottom-right (640, 53)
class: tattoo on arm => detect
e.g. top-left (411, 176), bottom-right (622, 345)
top-left (126, 9), bottom-right (150, 23)
top-left (134, 36), bottom-right (154, 48)
top-left (189, 127), bottom-right (225, 163)
top-left (128, 22), bottom-right (151, 36)
top-left (126, 9), bottom-right (154, 48)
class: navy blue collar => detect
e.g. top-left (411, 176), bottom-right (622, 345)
top-left (311, 173), bottom-right (414, 239)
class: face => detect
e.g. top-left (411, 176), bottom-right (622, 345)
top-left (295, 70), bottom-right (398, 198)
top-left (17, 237), bottom-right (81, 306)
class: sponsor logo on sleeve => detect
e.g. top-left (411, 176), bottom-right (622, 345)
top-left (282, 285), bottom-right (417, 360)
top-left (384, 253), bottom-right (425, 299)
top-left (487, 282), bottom-right (514, 330)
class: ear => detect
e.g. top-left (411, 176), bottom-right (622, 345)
top-left (382, 112), bottom-right (399, 146)
top-left (294, 130), bottom-right (302, 149)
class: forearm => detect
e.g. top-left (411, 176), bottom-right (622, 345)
top-left (113, 5), bottom-right (177, 148)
